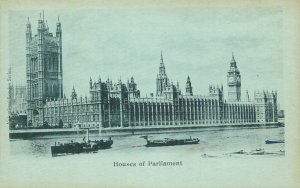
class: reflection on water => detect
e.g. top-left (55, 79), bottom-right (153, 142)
top-left (10, 127), bottom-right (285, 158)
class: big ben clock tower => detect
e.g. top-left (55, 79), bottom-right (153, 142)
top-left (227, 53), bottom-right (241, 102)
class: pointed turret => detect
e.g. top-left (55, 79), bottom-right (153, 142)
top-left (26, 17), bottom-right (32, 35)
top-left (45, 20), bottom-right (49, 34)
top-left (56, 16), bottom-right (62, 38)
top-left (159, 51), bottom-right (166, 75)
top-left (37, 12), bottom-right (44, 32)
top-left (156, 51), bottom-right (169, 97)
top-left (186, 76), bottom-right (193, 96)
top-left (26, 17), bottom-right (32, 52)
top-left (71, 86), bottom-right (77, 100)
top-left (245, 90), bottom-right (250, 102)
top-left (230, 52), bottom-right (237, 67)
top-left (90, 77), bottom-right (92, 89)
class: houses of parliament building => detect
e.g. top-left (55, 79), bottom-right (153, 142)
top-left (21, 15), bottom-right (278, 128)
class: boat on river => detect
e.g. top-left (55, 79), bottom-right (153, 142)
top-left (51, 128), bottom-right (113, 156)
top-left (141, 135), bottom-right (200, 147)
top-left (265, 139), bottom-right (285, 144)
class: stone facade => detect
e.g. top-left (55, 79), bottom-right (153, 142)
top-left (25, 15), bottom-right (278, 128)
top-left (26, 14), bottom-right (63, 127)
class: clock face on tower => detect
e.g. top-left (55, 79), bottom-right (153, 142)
top-left (228, 76), bottom-right (235, 83)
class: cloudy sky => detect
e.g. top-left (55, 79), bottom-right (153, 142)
top-left (8, 7), bottom-right (283, 105)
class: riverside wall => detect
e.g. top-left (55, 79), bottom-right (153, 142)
top-left (9, 122), bottom-right (281, 139)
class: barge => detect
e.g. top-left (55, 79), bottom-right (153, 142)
top-left (141, 135), bottom-right (200, 147)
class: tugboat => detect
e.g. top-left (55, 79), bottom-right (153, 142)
top-left (51, 128), bottom-right (113, 156)
top-left (265, 139), bottom-right (285, 144)
top-left (141, 135), bottom-right (200, 147)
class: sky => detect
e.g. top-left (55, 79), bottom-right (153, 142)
top-left (8, 7), bottom-right (283, 106)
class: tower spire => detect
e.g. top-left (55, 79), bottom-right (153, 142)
top-left (90, 77), bottom-right (92, 89)
top-left (56, 16), bottom-right (62, 37)
top-left (158, 51), bottom-right (166, 75)
top-left (231, 52), bottom-right (236, 63)
top-left (156, 51), bottom-right (168, 97)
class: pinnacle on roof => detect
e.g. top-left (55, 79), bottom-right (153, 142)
top-left (231, 52), bottom-right (236, 64)
top-left (57, 16), bottom-right (61, 23)
top-left (159, 50), bottom-right (165, 68)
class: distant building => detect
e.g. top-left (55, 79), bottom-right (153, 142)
top-left (8, 64), bottom-right (27, 115)
top-left (9, 85), bottom-right (27, 114)
top-left (21, 14), bottom-right (278, 128)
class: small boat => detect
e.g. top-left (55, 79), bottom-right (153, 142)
top-left (265, 140), bottom-right (285, 144)
top-left (201, 153), bottom-right (219, 158)
top-left (231, 150), bottom-right (247, 155)
top-left (250, 148), bottom-right (265, 155)
top-left (141, 135), bottom-right (199, 147)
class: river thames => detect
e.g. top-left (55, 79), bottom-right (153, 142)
top-left (10, 126), bottom-right (285, 158)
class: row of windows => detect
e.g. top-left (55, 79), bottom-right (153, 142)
top-left (30, 54), bottom-right (58, 72)
top-left (44, 103), bottom-right (255, 115)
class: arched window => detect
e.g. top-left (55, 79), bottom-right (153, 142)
top-left (45, 83), bottom-right (48, 97)
top-left (53, 84), bottom-right (58, 97)
top-left (49, 84), bottom-right (52, 97)
top-left (35, 58), bottom-right (38, 72)
top-left (32, 84), bottom-right (34, 98)
top-left (33, 60), bottom-right (35, 72)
